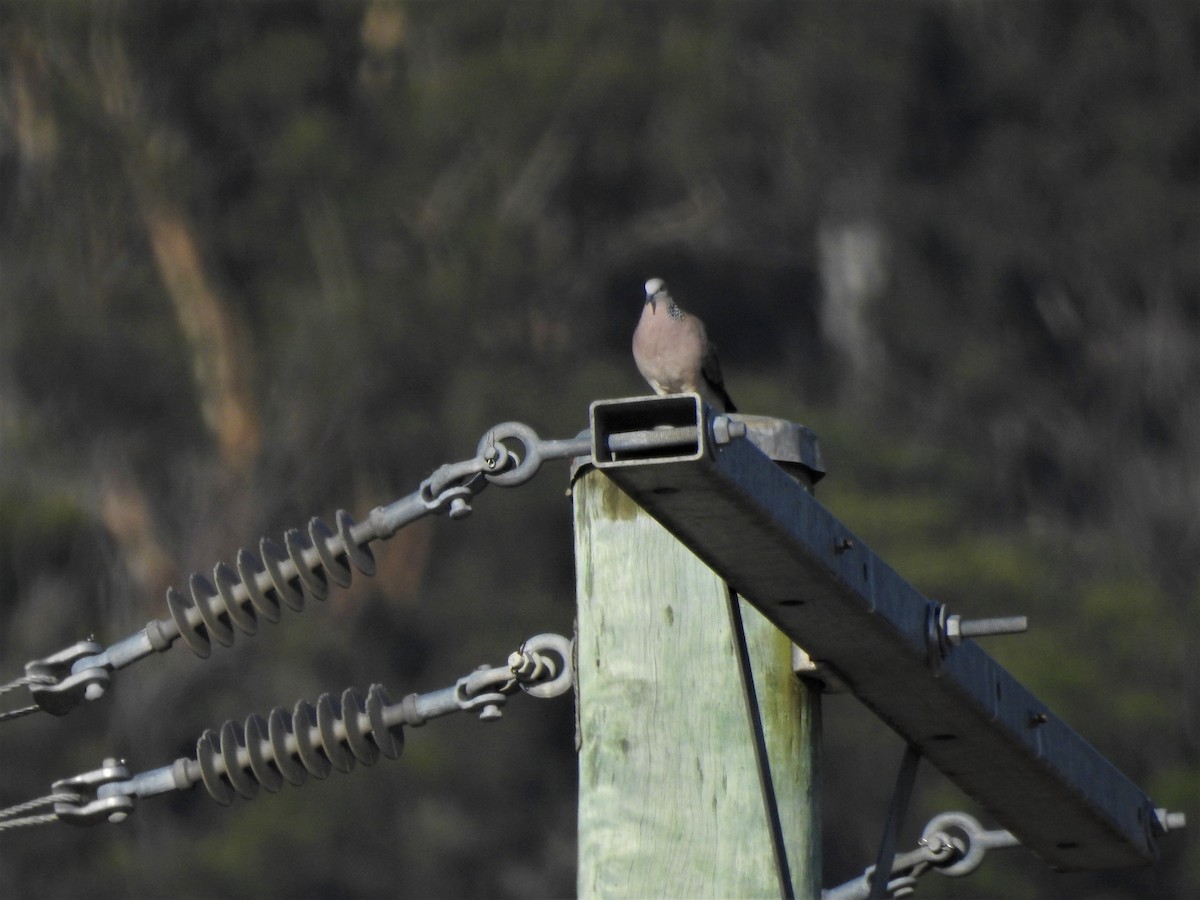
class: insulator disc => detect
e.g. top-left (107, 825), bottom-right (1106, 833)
top-left (337, 510), bottom-right (376, 577)
top-left (268, 707), bottom-right (308, 786)
top-left (197, 729), bottom-right (232, 805)
top-left (214, 561), bottom-right (257, 635)
top-left (292, 700), bottom-right (331, 780)
top-left (310, 518), bottom-right (353, 588)
top-left (261, 537), bottom-right (305, 612)
top-left (317, 693), bottom-right (354, 774)
top-left (167, 586), bottom-right (211, 658)
top-left (367, 684), bottom-right (403, 760)
top-left (285, 528), bottom-right (330, 602)
top-left (221, 720), bottom-right (259, 800)
top-left (244, 713), bottom-right (283, 793)
top-left (341, 689), bottom-right (380, 767)
top-left (191, 573), bottom-right (236, 648)
top-left (237, 549), bottom-right (282, 624)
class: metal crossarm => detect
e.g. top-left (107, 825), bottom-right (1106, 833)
top-left (589, 393), bottom-right (1166, 870)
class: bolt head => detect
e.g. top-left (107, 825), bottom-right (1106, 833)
top-left (85, 683), bottom-right (106, 701)
top-left (479, 704), bottom-right (503, 721)
top-left (712, 417), bottom-right (731, 445)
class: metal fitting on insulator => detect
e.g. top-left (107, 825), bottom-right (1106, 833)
top-left (194, 684), bottom-right (402, 806)
top-left (443, 488), bottom-right (476, 520)
top-left (918, 811), bottom-right (1020, 877)
top-left (53, 759), bottom-right (135, 826)
top-left (419, 459), bottom-right (488, 519)
top-left (164, 510), bottom-right (377, 658)
top-left (456, 665), bottom-right (512, 721)
top-left (26, 641), bottom-right (110, 716)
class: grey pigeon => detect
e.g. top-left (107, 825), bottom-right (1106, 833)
top-left (632, 278), bottom-right (737, 413)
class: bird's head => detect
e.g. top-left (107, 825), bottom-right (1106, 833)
top-left (644, 278), bottom-right (667, 310)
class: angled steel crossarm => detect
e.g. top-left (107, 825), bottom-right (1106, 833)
top-left (589, 394), bottom-right (1162, 871)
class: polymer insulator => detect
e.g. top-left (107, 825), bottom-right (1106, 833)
top-left (195, 684), bottom-right (402, 806)
top-left (165, 511), bottom-right (377, 658)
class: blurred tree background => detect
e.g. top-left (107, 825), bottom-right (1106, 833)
top-left (1, 1), bottom-right (1196, 897)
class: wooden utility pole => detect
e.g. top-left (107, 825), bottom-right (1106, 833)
top-left (573, 417), bottom-right (822, 899)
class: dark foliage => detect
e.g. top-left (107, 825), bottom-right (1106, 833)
top-left (1, 2), bottom-right (1196, 897)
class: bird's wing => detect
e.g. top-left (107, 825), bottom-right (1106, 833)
top-left (700, 336), bottom-right (737, 413)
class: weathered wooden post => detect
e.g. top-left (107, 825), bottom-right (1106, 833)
top-left (573, 406), bottom-right (825, 899)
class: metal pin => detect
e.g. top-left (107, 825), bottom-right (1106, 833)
top-left (945, 615), bottom-right (1028, 645)
top-left (1156, 809), bottom-right (1187, 832)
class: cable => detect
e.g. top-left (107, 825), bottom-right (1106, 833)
top-left (0, 674), bottom-right (56, 723)
top-left (725, 584), bottom-right (794, 900)
top-left (0, 792), bottom-right (83, 833)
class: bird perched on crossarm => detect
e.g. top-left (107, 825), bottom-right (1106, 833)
top-left (632, 278), bottom-right (737, 413)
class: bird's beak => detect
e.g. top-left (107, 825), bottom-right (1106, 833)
top-left (644, 278), bottom-right (665, 311)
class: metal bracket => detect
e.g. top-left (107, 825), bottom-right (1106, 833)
top-left (25, 641), bottom-right (109, 716)
top-left (52, 760), bottom-right (134, 826)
